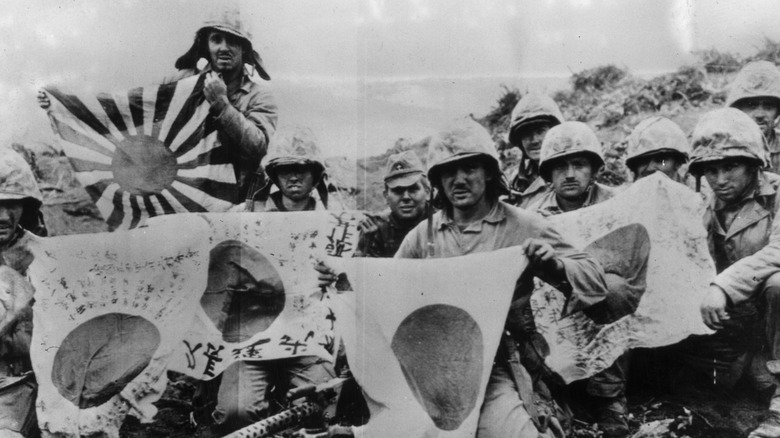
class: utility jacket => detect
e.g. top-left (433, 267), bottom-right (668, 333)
top-left (526, 182), bottom-right (616, 217)
top-left (167, 66), bottom-right (278, 201)
top-left (711, 172), bottom-right (780, 304)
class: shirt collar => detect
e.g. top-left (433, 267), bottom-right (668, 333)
top-left (439, 201), bottom-right (505, 232)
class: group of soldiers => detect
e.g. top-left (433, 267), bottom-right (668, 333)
top-left (3, 6), bottom-right (780, 438)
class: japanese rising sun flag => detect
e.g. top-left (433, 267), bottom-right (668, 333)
top-left (331, 247), bottom-right (528, 437)
top-left (44, 74), bottom-right (237, 231)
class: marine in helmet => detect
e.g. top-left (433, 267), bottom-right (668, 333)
top-left (212, 127), bottom-right (335, 432)
top-left (523, 122), bottom-right (634, 436)
top-left (37, 6), bottom-right (279, 205)
top-left (355, 150), bottom-right (431, 257)
top-left (244, 126), bottom-right (329, 212)
top-left (320, 118), bottom-right (609, 437)
top-left (0, 147), bottom-right (47, 437)
top-left (625, 117), bottom-right (691, 183)
top-left (727, 61), bottom-right (780, 173)
top-left (682, 108), bottom-right (780, 438)
top-left (506, 93), bottom-right (565, 208)
top-left (526, 121), bottom-right (615, 215)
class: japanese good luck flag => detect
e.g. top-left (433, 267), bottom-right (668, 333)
top-left (161, 211), bottom-right (360, 380)
top-left (332, 246), bottom-right (528, 437)
top-left (532, 173), bottom-right (715, 382)
top-left (26, 217), bottom-right (211, 437)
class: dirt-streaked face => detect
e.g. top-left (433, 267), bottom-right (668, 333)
top-left (633, 152), bottom-right (684, 180)
top-left (439, 160), bottom-right (490, 211)
top-left (384, 180), bottom-right (428, 222)
top-left (276, 164), bottom-right (315, 203)
top-left (733, 97), bottom-right (780, 138)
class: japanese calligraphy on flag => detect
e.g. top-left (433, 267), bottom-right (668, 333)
top-left (532, 173), bottom-right (714, 383)
top-left (44, 74), bottom-right (237, 231)
top-left (164, 211), bottom-right (359, 380)
top-left (26, 218), bottom-right (211, 438)
top-left (332, 247), bottom-right (527, 437)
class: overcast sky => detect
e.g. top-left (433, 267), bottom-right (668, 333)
top-left (3, 0), bottom-right (780, 157)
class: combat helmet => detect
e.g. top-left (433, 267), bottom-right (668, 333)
top-left (726, 61), bottom-right (780, 109)
top-left (507, 93), bottom-right (565, 154)
top-left (0, 147), bottom-right (45, 234)
top-left (426, 118), bottom-right (509, 197)
top-left (538, 121), bottom-right (604, 182)
top-left (625, 117), bottom-right (690, 172)
top-left (175, 5), bottom-right (271, 80)
top-left (259, 126), bottom-right (328, 206)
top-left (688, 108), bottom-right (767, 175)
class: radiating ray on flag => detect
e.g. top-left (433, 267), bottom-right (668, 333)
top-left (80, 95), bottom-right (125, 142)
top-left (142, 86), bottom-right (158, 137)
top-left (151, 83), bottom-right (176, 141)
top-left (46, 88), bottom-right (118, 144)
top-left (174, 177), bottom-right (234, 203)
top-left (94, 182), bottom-right (120, 225)
top-left (153, 194), bottom-right (176, 215)
top-left (74, 170), bottom-right (114, 188)
top-left (128, 87), bottom-right (145, 131)
top-left (167, 109), bottom-right (210, 153)
top-left (159, 189), bottom-right (189, 213)
top-left (148, 196), bottom-right (165, 216)
top-left (175, 131), bottom-right (220, 164)
top-left (172, 181), bottom-right (233, 212)
top-left (177, 164), bottom-right (236, 184)
top-left (155, 81), bottom-right (189, 142)
top-left (162, 74), bottom-right (207, 147)
top-left (49, 112), bottom-right (117, 157)
top-left (164, 187), bottom-right (208, 213)
top-left (134, 196), bottom-right (151, 228)
top-left (97, 93), bottom-right (129, 134)
top-left (58, 141), bottom-right (113, 167)
top-left (113, 93), bottom-right (137, 137)
top-left (142, 196), bottom-right (157, 217)
top-left (119, 191), bottom-right (133, 230)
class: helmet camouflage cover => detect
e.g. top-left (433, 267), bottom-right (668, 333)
top-left (507, 93), bottom-right (565, 153)
top-left (625, 116), bottom-right (690, 171)
top-left (726, 60), bottom-right (780, 109)
top-left (538, 121), bottom-right (605, 181)
top-left (0, 147), bottom-right (42, 208)
top-left (262, 126), bottom-right (326, 185)
top-left (688, 108), bottom-right (767, 174)
top-left (427, 118), bottom-right (509, 195)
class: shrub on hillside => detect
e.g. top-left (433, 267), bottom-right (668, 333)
top-left (695, 48), bottom-right (743, 74)
top-left (571, 65), bottom-right (628, 93)
top-left (480, 86), bottom-right (522, 139)
top-left (747, 38), bottom-right (780, 65)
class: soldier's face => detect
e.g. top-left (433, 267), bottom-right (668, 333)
top-left (702, 160), bottom-right (756, 205)
top-left (519, 122), bottom-right (552, 162)
top-left (549, 156), bottom-right (593, 201)
top-left (207, 30), bottom-right (244, 74)
top-left (733, 98), bottom-right (779, 137)
top-left (276, 165), bottom-right (315, 203)
top-left (0, 200), bottom-right (23, 245)
top-left (633, 153), bottom-right (683, 180)
top-left (384, 180), bottom-right (428, 221)
top-left (440, 160), bottom-right (490, 210)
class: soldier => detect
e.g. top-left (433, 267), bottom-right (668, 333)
top-left (355, 150), bottom-right (430, 257)
top-left (0, 148), bottom-right (47, 437)
top-left (37, 6), bottom-right (278, 205)
top-left (243, 127), bottom-right (330, 212)
top-left (523, 121), bottom-right (632, 436)
top-left (525, 121), bottom-right (615, 216)
top-left (318, 118), bottom-right (609, 437)
top-left (727, 61), bottom-right (780, 173)
top-left (506, 93), bottom-right (565, 208)
top-left (624, 116), bottom-right (691, 183)
top-left (212, 131), bottom-right (335, 432)
top-left (686, 108), bottom-right (780, 438)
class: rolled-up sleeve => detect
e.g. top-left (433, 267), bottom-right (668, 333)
top-left (211, 86), bottom-right (278, 169)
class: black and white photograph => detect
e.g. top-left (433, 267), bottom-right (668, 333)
top-left (3, 0), bottom-right (780, 437)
